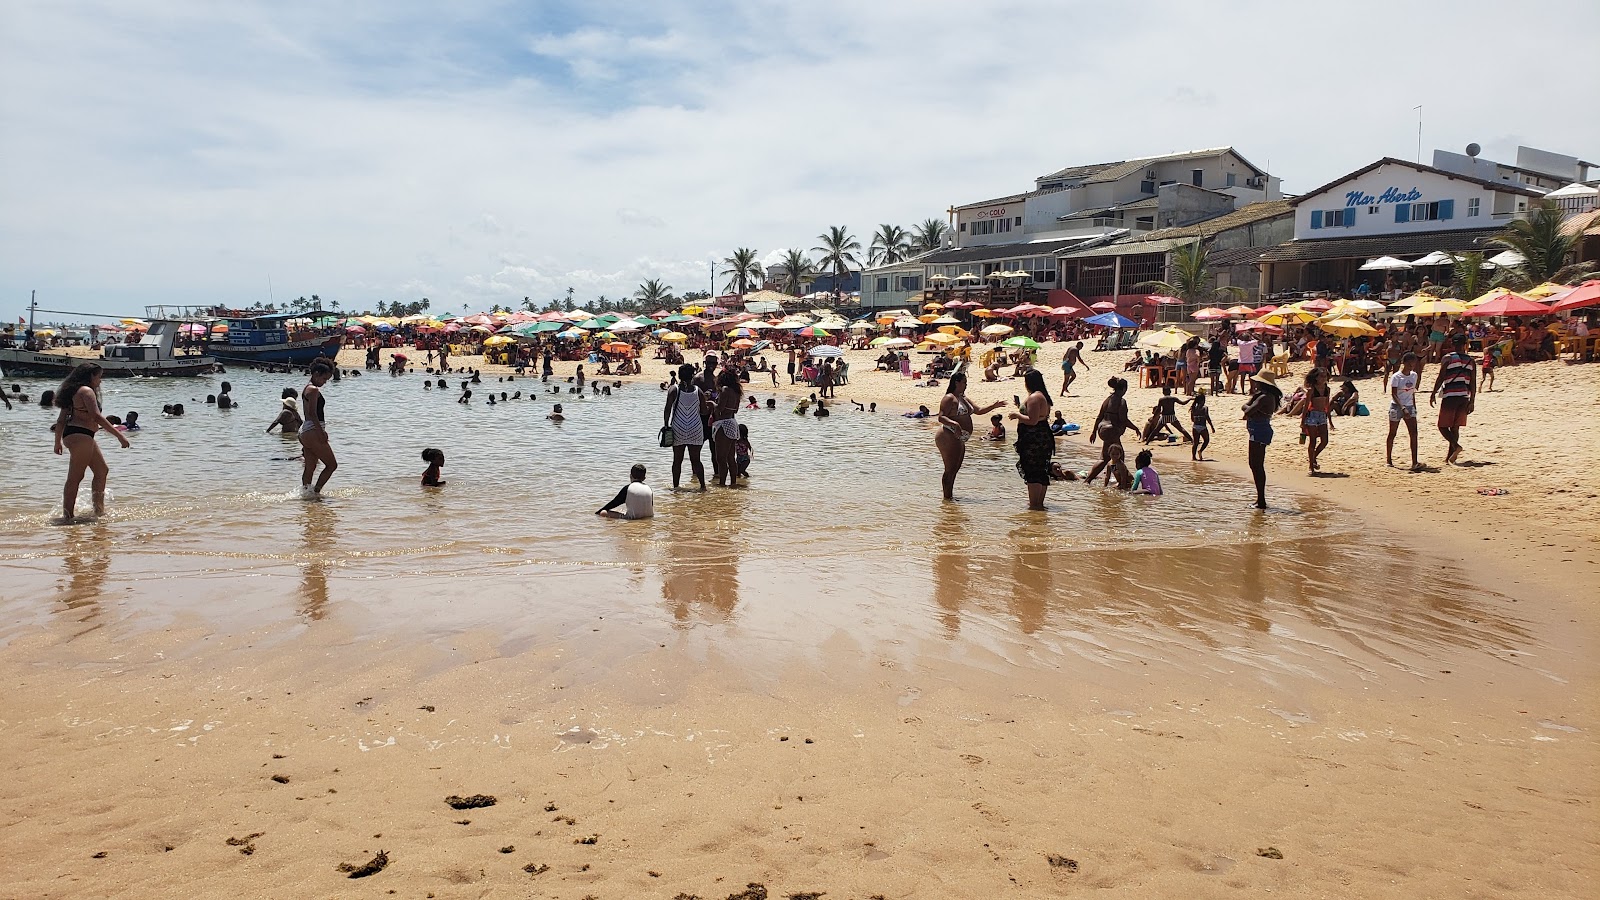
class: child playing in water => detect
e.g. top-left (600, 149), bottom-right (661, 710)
top-left (596, 464), bottom-right (655, 519)
top-left (421, 448), bottom-right (446, 487)
top-left (1101, 442), bottom-right (1133, 490)
top-left (985, 413), bottom-right (1006, 441)
top-left (734, 424), bottom-right (752, 479)
top-left (546, 403), bottom-right (564, 422)
top-left (1129, 449), bottom-right (1163, 495)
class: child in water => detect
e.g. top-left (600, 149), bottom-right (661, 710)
top-left (985, 413), bottom-right (1006, 441)
top-left (596, 464), bottom-right (655, 519)
top-left (421, 448), bottom-right (447, 487)
top-left (1129, 449), bottom-right (1163, 495)
top-left (734, 424), bottom-right (752, 479)
top-left (546, 403), bottom-right (564, 422)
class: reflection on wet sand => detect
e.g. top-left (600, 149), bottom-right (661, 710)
top-left (298, 503), bottom-right (337, 621)
top-left (659, 492), bottom-right (744, 626)
top-left (57, 523), bottom-right (111, 631)
top-left (1005, 520), bottom-right (1054, 635)
top-left (931, 503), bottom-right (971, 638)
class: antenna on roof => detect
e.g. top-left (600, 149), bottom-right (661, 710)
top-left (1414, 105), bottom-right (1423, 163)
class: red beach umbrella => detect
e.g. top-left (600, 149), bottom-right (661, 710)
top-left (1462, 293), bottom-right (1556, 317)
top-left (1548, 280), bottom-right (1600, 313)
top-left (1090, 301), bottom-right (1117, 311)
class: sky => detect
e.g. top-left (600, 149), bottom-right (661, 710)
top-left (3, 0), bottom-right (1598, 319)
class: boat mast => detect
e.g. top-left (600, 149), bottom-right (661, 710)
top-left (28, 290), bottom-right (36, 335)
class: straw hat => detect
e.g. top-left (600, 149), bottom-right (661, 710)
top-left (1249, 370), bottom-right (1279, 388)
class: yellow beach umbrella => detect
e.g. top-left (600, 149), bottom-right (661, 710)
top-left (1404, 298), bottom-right (1469, 317)
top-left (923, 302), bottom-right (944, 310)
top-left (1259, 308), bottom-right (1316, 326)
top-left (921, 332), bottom-right (961, 345)
top-left (680, 306), bottom-right (705, 315)
top-left (1467, 287), bottom-right (1530, 308)
top-left (970, 308), bottom-right (999, 318)
top-left (660, 331), bottom-right (688, 342)
top-left (1224, 305), bottom-right (1255, 317)
top-left (482, 335), bottom-right (514, 346)
top-left (937, 325), bottom-right (969, 337)
top-left (1524, 281), bottom-right (1570, 299)
top-left (979, 323), bottom-right (1014, 336)
top-left (1319, 317), bottom-right (1379, 338)
top-left (1136, 326), bottom-right (1191, 351)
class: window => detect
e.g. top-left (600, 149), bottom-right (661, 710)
top-left (875, 277), bottom-right (889, 292)
top-left (959, 222), bottom-right (967, 232)
top-left (1226, 173), bottom-right (1237, 187)
top-left (1014, 216), bottom-right (1022, 226)
top-left (1033, 269), bottom-right (1057, 283)
top-left (1368, 204), bottom-right (1379, 214)
top-left (1467, 198), bottom-right (1480, 217)
top-left (1191, 169), bottom-right (1204, 187)
top-left (996, 218), bottom-right (1011, 233)
top-left (897, 275), bottom-right (921, 292)
top-left (1410, 201), bottom-right (1440, 221)
top-left (1135, 216), bottom-right (1154, 230)
top-left (1326, 209), bottom-right (1347, 227)
top-left (1140, 180), bottom-right (1156, 194)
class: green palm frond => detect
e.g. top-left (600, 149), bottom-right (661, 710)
top-left (1492, 200), bottom-right (1577, 282)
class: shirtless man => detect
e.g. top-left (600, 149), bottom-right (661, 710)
top-left (1085, 377), bottom-right (1140, 484)
top-left (1060, 342), bottom-right (1087, 396)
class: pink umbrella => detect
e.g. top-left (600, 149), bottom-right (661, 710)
top-left (1049, 305), bottom-right (1087, 317)
top-left (344, 324), bottom-right (367, 333)
top-left (1252, 305), bottom-right (1279, 317)
top-left (1548, 280), bottom-right (1600, 313)
top-left (1091, 301), bottom-right (1117, 311)
top-left (1462, 293), bottom-right (1554, 317)
top-left (1235, 322), bottom-right (1283, 335)
top-left (1298, 299), bottom-right (1334, 312)
top-left (1143, 295), bottom-right (1183, 306)
top-left (1193, 308), bottom-right (1229, 321)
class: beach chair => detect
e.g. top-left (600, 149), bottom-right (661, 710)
top-left (1267, 353), bottom-right (1291, 378)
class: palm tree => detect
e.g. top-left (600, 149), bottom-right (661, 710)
top-left (813, 225), bottom-right (861, 300)
top-left (869, 224), bottom-right (911, 266)
top-left (635, 279), bottom-right (673, 306)
top-left (778, 248), bottom-right (818, 297)
top-left (1446, 251), bottom-right (1488, 300)
top-left (910, 218), bottom-right (949, 254)
top-left (1137, 241), bottom-right (1246, 317)
top-left (720, 247), bottom-right (765, 296)
top-left (1492, 199), bottom-right (1584, 285)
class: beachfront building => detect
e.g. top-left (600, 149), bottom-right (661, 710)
top-left (1430, 145), bottom-right (1594, 197)
top-left (1256, 157), bottom-right (1547, 295)
top-left (858, 253), bottom-right (933, 310)
top-left (871, 147), bottom-right (1282, 309)
top-left (1054, 200), bottom-right (1293, 314)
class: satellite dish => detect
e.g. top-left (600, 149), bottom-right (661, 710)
top-left (1466, 143), bottom-right (1481, 158)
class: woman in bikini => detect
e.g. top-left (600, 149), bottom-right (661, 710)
top-left (710, 368), bottom-right (743, 487)
top-left (934, 370), bottom-right (1004, 501)
top-left (298, 358), bottom-right (339, 499)
top-left (52, 363), bottom-right (131, 521)
top-left (1301, 367), bottom-right (1332, 474)
top-left (1085, 377), bottom-right (1140, 484)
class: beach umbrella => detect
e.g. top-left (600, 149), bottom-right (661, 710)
top-left (923, 302), bottom-right (944, 311)
top-left (375, 322), bottom-right (396, 332)
top-left (1349, 299), bottom-right (1387, 312)
top-left (1224, 305), bottom-right (1255, 317)
top-left (922, 332), bottom-right (961, 345)
top-left (880, 337), bottom-right (914, 349)
top-left (1408, 251), bottom-right (1455, 267)
top-left (1142, 295), bottom-right (1184, 307)
top-left (1467, 288), bottom-right (1532, 308)
top-left (730, 338), bottom-right (756, 350)
top-left (1548, 281), bottom-right (1600, 313)
top-left (344, 324), bottom-right (366, 334)
top-left (1318, 317), bottom-right (1379, 338)
top-left (660, 331), bottom-right (688, 342)
top-left (1136, 327), bottom-right (1191, 351)
top-left (808, 345), bottom-right (844, 358)
top-left (1523, 282), bottom-right (1571, 299)
top-left (1084, 311), bottom-right (1139, 329)
top-left (1486, 249), bottom-right (1525, 269)
top-left (929, 314), bottom-right (962, 325)
top-left (1193, 307), bottom-right (1229, 321)
top-left (999, 335), bottom-right (1041, 350)
top-left (969, 308), bottom-right (999, 318)
top-left (937, 325), bottom-right (970, 337)
top-left (917, 313), bottom-right (940, 324)
top-left (601, 341), bottom-right (636, 354)
top-left (980, 323), bottom-right (1014, 336)
top-left (1090, 301), bottom-right (1118, 311)
top-left (1404, 298), bottom-right (1470, 317)
top-left (1235, 321), bottom-right (1283, 335)
top-left (1462, 293), bottom-right (1555, 317)
top-left (794, 326), bottom-right (830, 338)
top-left (848, 321), bottom-right (876, 331)
top-left (483, 335), bottom-right (514, 347)
top-left (1258, 308), bottom-right (1316, 326)
top-left (1359, 256), bottom-right (1415, 271)
top-left (1251, 304), bottom-right (1278, 316)
top-left (1297, 298), bottom-right (1335, 312)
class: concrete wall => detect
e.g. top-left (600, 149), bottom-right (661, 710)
top-left (1156, 183), bottom-right (1237, 229)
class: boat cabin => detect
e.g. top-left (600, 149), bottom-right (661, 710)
top-left (104, 320), bottom-right (182, 362)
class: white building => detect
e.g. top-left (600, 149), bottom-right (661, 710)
top-left (1431, 145), bottom-right (1595, 196)
top-left (1258, 157), bottom-right (1545, 294)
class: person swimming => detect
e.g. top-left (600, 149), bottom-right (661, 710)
top-left (547, 403), bottom-right (564, 422)
top-left (421, 448), bottom-right (446, 487)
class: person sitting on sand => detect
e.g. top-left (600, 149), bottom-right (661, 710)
top-left (985, 413), bottom-right (1006, 441)
top-left (1332, 379), bottom-right (1359, 416)
top-left (1049, 410), bottom-right (1071, 435)
top-left (596, 464), bottom-right (655, 519)
top-left (1129, 449), bottom-right (1163, 495)
top-left (421, 448), bottom-right (446, 487)
top-left (546, 403), bottom-right (564, 422)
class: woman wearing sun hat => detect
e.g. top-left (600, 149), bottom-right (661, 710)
top-left (1242, 369), bottom-right (1283, 510)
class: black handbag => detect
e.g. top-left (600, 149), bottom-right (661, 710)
top-left (658, 426), bottom-right (674, 448)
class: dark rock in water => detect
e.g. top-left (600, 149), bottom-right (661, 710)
top-left (444, 794), bottom-right (496, 809)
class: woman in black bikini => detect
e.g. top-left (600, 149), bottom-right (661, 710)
top-left (934, 371), bottom-right (1005, 501)
top-left (1009, 369), bottom-right (1054, 510)
top-left (52, 363), bottom-right (130, 521)
top-left (1085, 377), bottom-right (1139, 484)
top-left (298, 359), bottom-right (338, 499)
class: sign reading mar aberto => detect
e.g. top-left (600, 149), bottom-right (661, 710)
top-left (1345, 187), bottom-right (1422, 208)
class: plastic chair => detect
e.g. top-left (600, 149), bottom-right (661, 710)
top-left (1268, 353), bottom-right (1291, 377)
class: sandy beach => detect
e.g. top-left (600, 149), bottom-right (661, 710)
top-left (1, 342), bottom-right (1596, 899)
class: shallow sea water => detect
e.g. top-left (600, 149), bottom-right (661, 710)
top-left (0, 369), bottom-right (1538, 687)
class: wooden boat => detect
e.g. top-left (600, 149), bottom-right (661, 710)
top-left (0, 320), bottom-right (218, 378)
top-left (206, 312), bottom-right (343, 366)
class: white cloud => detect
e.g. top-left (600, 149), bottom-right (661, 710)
top-left (2, 0), bottom-right (1597, 317)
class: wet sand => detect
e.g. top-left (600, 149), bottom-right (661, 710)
top-left (3, 343), bottom-right (1595, 898)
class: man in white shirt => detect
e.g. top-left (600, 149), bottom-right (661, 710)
top-left (1386, 351), bottom-right (1421, 470)
top-left (596, 464), bottom-right (655, 520)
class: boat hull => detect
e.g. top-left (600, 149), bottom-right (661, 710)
top-left (0, 349), bottom-right (219, 378)
top-left (207, 335), bottom-right (343, 365)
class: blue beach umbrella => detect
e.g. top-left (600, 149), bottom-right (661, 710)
top-left (1084, 311), bottom-right (1139, 329)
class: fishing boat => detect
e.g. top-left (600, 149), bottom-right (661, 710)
top-left (0, 319), bottom-right (218, 378)
top-left (206, 312), bottom-right (343, 366)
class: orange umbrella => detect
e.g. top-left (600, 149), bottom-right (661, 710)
top-left (600, 341), bottom-right (635, 355)
top-left (730, 338), bottom-right (756, 350)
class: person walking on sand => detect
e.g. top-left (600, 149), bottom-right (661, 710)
top-left (1301, 367), bottom-right (1332, 474)
top-left (298, 359), bottom-right (339, 499)
top-left (1387, 351), bottom-right (1421, 470)
top-left (1060, 342), bottom-right (1087, 396)
top-left (934, 370), bottom-right (1004, 501)
top-left (1085, 377), bottom-right (1140, 484)
top-left (1242, 370), bottom-right (1282, 510)
top-left (664, 363), bottom-right (707, 490)
top-left (52, 363), bottom-right (130, 521)
top-left (1010, 369), bottom-right (1055, 510)
top-left (1429, 334), bottom-right (1477, 465)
